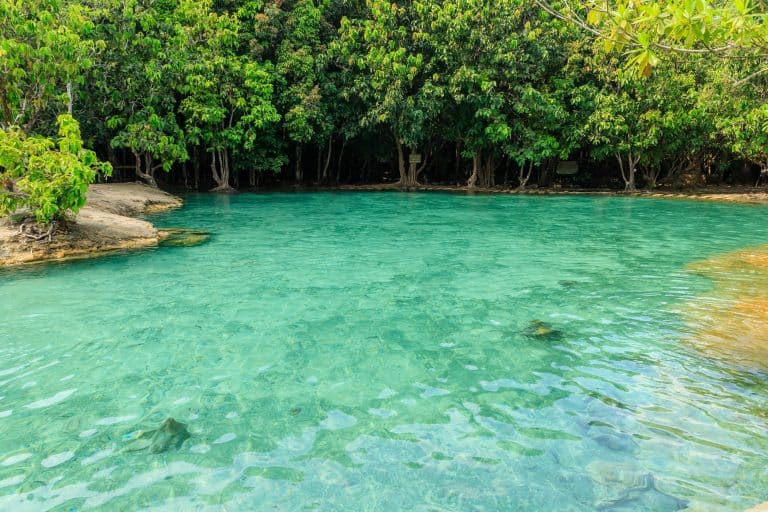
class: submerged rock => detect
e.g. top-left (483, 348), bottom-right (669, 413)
top-left (587, 462), bottom-right (688, 511)
top-left (158, 228), bottom-right (211, 247)
top-left (591, 432), bottom-right (637, 453)
top-left (523, 319), bottom-right (563, 340)
top-left (125, 417), bottom-right (190, 454)
top-left (596, 473), bottom-right (688, 511)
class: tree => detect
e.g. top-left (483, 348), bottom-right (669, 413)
top-left (584, 57), bottom-right (652, 191)
top-left (83, 0), bottom-right (189, 187)
top-left (0, 114), bottom-right (111, 228)
top-left (536, 1), bottom-right (767, 81)
top-left (427, 0), bottom-right (513, 189)
top-left (276, 0), bottom-right (333, 184)
top-left (108, 110), bottom-right (187, 188)
top-left (0, 0), bottom-right (101, 130)
top-left (715, 71), bottom-right (768, 178)
top-left (335, 0), bottom-right (444, 187)
top-left (179, 0), bottom-right (280, 191)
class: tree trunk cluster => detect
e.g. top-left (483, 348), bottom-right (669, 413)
top-left (210, 148), bottom-right (233, 191)
top-left (616, 152), bottom-right (641, 191)
top-left (467, 150), bottom-right (496, 189)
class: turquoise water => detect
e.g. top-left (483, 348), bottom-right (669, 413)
top-left (1, 192), bottom-right (767, 511)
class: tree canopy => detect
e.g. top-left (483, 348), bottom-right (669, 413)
top-left (1, 0), bottom-right (767, 206)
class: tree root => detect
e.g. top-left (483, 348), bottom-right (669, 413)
top-left (19, 221), bottom-right (57, 243)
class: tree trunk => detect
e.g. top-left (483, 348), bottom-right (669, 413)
top-left (133, 150), bottom-right (157, 187)
top-left (322, 135), bottom-right (333, 184)
top-left (295, 144), bottom-right (303, 184)
top-left (485, 154), bottom-right (495, 188)
top-left (538, 159), bottom-right (551, 188)
top-left (467, 151), bottom-right (480, 189)
top-left (66, 82), bottom-right (74, 115)
top-left (210, 149), bottom-right (234, 191)
top-left (616, 153), bottom-right (637, 191)
top-left (627, 152), bottom-right (639, 191)
top-left (193, 146), bottom-right (200, 190)
top-left (641, 165), bottom-right (661, 189)
top-left (336, 139), bottom-right (346, 184)
top-left (518, 161), bottom-right (534, 190)
top-left (224, 149), bottom-right (230, 184)
top-left (147, 154), bottom-right (158, 186)
top-left (395, 137), bottom-right (407, 185)
top-left (455, 143), bottom-right (462, 185)
top-left (211, 150), bottom-right (220, 185)
top-left (400, 146), bottom-right (422, 187)
top-left (415, 153), bottom-right (429, 183)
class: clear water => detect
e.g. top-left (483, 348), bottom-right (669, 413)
top-left (1, 192), bottom-right (767, 511)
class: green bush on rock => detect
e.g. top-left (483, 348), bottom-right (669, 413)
top-left (0, 114), bottom-right (112, 226)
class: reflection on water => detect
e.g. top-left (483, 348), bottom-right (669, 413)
top-left (0, 193), bottom-right (767, 511)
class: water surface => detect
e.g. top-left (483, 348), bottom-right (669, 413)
top-left (1, 192), bottom-right (767, 511)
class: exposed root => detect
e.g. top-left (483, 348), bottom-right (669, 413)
top-left (19, 221), bottom-right (57, 243)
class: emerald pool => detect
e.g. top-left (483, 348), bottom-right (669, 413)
top-left (1, 192), bottom-right (767, 511)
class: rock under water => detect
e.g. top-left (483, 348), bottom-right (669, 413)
top-left (158, 228), bottom-right (211, 247)
top-left (125, 417), bottom-right (190, 454)
top-left (587, 462), bottom-right (688, 512)
top-left (523, 319), bottom-right (563, 340)
top-left (595, 473), bottom-right (688, 511)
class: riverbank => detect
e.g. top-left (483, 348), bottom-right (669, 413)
top-left (0, 183), bottom-right (182, 267)
top-left (335, 183), bottom-right (768, 205)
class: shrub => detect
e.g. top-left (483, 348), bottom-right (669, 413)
top-left (0, 114), bottom-right (111, 225)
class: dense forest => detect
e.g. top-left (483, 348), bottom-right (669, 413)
top-left (2, 0), bottom-right (768, 220)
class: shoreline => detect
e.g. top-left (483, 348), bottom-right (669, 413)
top-left (330, 183), bottom-right (768, 205)
top-left (0, 183), bottom-right (182, 267)
top-left (3, 181), bottom-right (766, 268)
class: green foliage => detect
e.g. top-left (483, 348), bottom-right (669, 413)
top-left (1, 0), bottom-right (767, 195)
top-left (0, 114), bottom-right (111, 224)
top-left (544, 1), bottom-right (768, 78)
top-left (335, 0), bottom-right (443, 150)
top-left (0, 0), bottom-right (100, 130)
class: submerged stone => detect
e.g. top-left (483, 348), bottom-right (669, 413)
top-left (523, 319), bottom-right (563, 340)
top-left (158, 228), bottom-right (211, 247)
top-left (125, 417), bottom-right (190, 454)
top-left (596, 473), bottom-right (688, 511)
top-left (587, 462), bottom-right (688, 512)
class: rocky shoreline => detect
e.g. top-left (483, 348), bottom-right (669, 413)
top-left (0, 183), bottom-right (182, 267)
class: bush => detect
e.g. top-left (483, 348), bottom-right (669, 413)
top-left (0, 114), bottom-right (111, 225)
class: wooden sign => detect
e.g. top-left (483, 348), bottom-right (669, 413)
top-left (409, 154), bottom-right (422, 164)
top-left (556, 160), bottom-right (579, 176)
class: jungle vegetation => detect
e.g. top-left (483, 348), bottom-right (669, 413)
top-left (1, 0), bottom-right (768, 223)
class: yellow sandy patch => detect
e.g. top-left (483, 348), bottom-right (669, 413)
top-left (683, 244), bottom-right (768, 369)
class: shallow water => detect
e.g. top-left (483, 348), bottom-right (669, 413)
top-left (1, 192), bottom-right (767, 511)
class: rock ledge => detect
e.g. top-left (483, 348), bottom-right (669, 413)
top-left (0, 183), bottom-right (182, 267)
